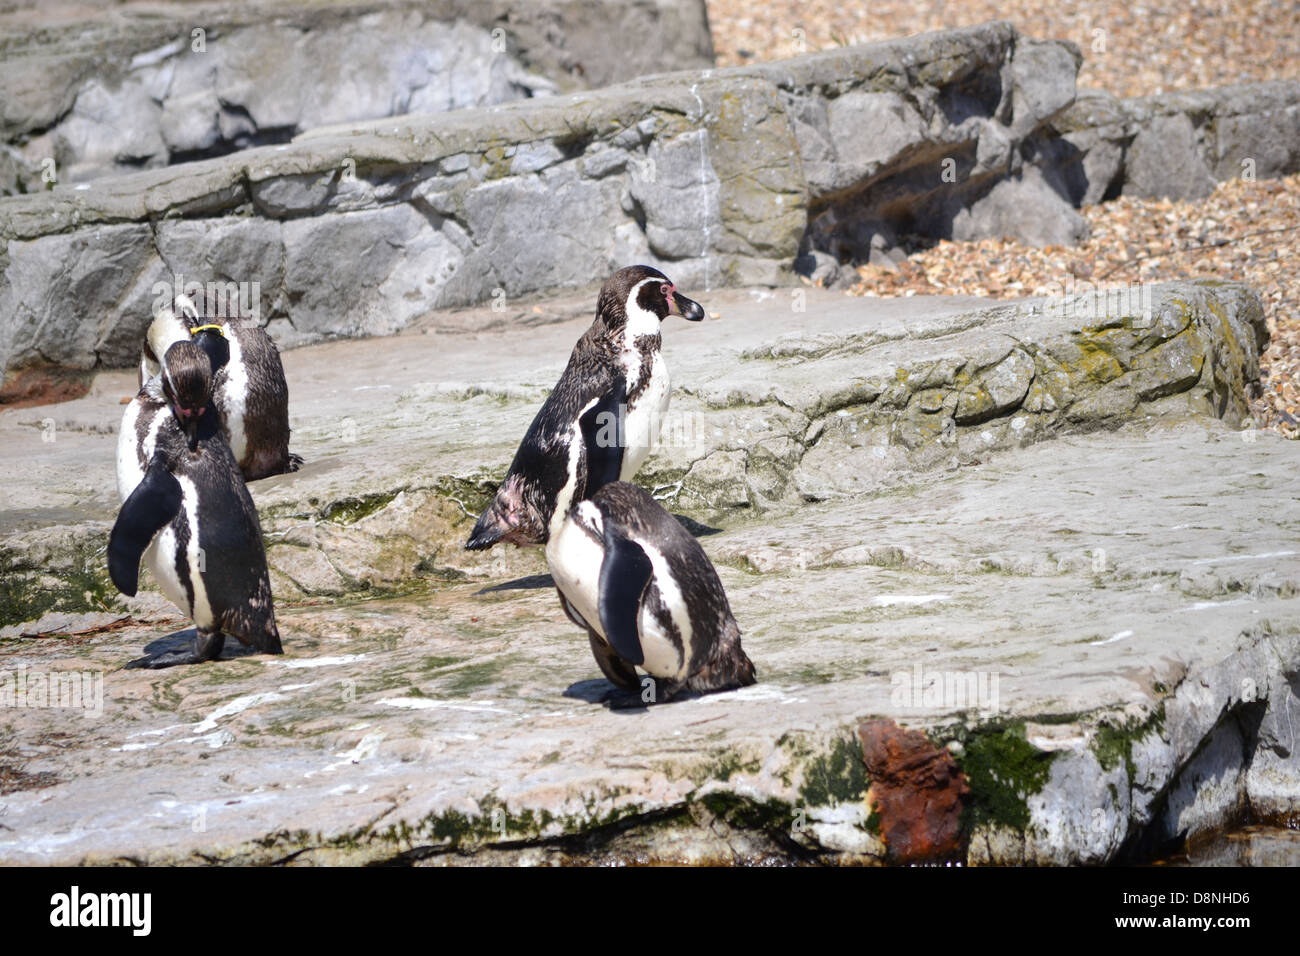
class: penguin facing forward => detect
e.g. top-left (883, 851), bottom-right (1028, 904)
top-left (547, 479), bottom-right (756, 707)
top-left (110, 341), bottom-right (283, 668)
top-left (141, 293), bottom-right (301, 481)
top-left (465, 265), bottom-right (704, 550)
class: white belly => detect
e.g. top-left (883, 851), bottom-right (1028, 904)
top-left (145, 530), bottom-right (190, 619)
top-left (116, 399), bottom-right (145, 502)
top-left (140, 479), bottom-right (215, 629)
top-left (620, 354), bottom-right (670, 480)
top-left (547, 519), bottom-right (605, 633)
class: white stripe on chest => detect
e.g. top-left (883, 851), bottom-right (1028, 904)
top-left (637, 542), bottom-right (692, 680)
top-left (219, 331), bottom-right (249, 465)
top-left (620, 351), bottom-right (669, 480)
top-left (116, 396), bottom-right (166, 501)
top-left (142, 476), bottom-right (214, 628)
top-left (618, 280), bottom-right (669, 478)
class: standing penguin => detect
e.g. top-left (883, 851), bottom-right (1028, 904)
top-left (548, 478), bottom-right (756, 707)
top-left (110, 341), bottom-right (283, 668)
top-left (140, 293), bottom-right (300, 481)
top-left (465, 265), bottom-right (704, 550)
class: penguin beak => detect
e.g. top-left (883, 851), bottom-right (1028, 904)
top-left (669, 290), bottom-right (705, 322)
top-left (172, 404), bottom-right (203, 450)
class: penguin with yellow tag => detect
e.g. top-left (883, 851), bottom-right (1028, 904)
top-left (138, 293), bottom-right (300, 481)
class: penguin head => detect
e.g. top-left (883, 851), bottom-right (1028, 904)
top-left (161, 341), bottom-right (214, 449)
top-left (142, 295), bottom-right (200, 385)
top-left (596, 265), bottom-right (705, 335)
top-left (465, 474), bottom-right (550, 550)
top-left (467, 422), bottom-right (583, 550)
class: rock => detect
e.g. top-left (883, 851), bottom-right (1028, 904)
top-left (5, 19), bottom-right (1298, 390)
top-left (1006, 38), bottom-right (1081, 138)
top-left (1123, 113), bottom-right (1217, 201)
top-left (0, 224), bottom-right (168, 374)
top-left (793, 250), bottom-right (842, 286)
top-left (0, 280), bottom-right (1293, 864)
top-left (859, 720), bottom-right (968, 863)
top-left (819, 91), bottom-right (930, 194)
top-left (1048, 80), bottom-right (1300, 204)
top-left (0, 22), bottom-right (1081, 380)
top-left (1, 364), bottom-right (1296, 862)
top-left (951, 165), bottom-right (1089, 247)
top-left (0, 0), bottom-right (715, 187)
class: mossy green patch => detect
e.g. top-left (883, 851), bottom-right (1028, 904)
top-left (419, 655), bottom-right (468, 673)
top-left (1091, 703), bottom-right (1167, 780)
top-left (956, 721), bottom-right (1056, 831)
top-left (698, 791), bottom-right (795, 832)
top-left (319, 490), bottom-right (402, 525)
top-left (437, 658), bottom-right (508, 695)
top-left (692, 749), bottom-right (762, 787)
top-left (797, 734), bottom-right (868, 808)
top-left (0, 560), bottom-right (116, 629)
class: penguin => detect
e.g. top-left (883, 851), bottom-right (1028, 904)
top-left (110, 340), bottom-right (283, 668)
top-left (547, 478), bottom-right (756, 707)
top-left (465, 265), bottom-right (704, 550)
top-left (140, 293), bottom-right (301, 481)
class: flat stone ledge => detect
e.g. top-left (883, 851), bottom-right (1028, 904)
top-left (1, 420), bottom-right (1296, 865)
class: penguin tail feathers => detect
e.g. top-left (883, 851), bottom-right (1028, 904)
top-left (688, 620), bottom-right (757, 694)
top-left (254, 622), bottom-right (284, 656)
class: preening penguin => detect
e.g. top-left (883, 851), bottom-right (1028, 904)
top-left (466, 265), bottom-right (704, 550)
top-left (110, 341), bottom-right (283, 668)
top-left (141, 293), bottom-right (300, 481)
top-left (548, 481), bottom-right (756, 706)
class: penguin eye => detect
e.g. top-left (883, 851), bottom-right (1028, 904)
top-left (660, 283), bottom-right (672, 300)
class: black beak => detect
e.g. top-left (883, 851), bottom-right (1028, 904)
top-left (671, 290), bottom-right (705, 322)
top-left (184, 416), bottom-right (199, 451)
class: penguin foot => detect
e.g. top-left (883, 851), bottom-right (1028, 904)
top-left (286, 452), bottom-right (304, 473)
top-left (600, 687), bottom-right (652, 710)
top-left (126, 629), bottom-right (226, 669)
top-left (126, 649), bottom-right (212, 669)
top-left (600, 677), bottom-right (687, 709)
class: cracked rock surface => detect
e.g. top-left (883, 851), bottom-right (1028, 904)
top-left (0, 282), bottom-right (1294, 865)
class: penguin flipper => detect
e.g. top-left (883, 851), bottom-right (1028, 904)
top-left (108, 458), bottom-right (183, 597)
top-left (579, 374), bottom-right (627, 497)
top-left (596, 527), bottom-right (653, 667)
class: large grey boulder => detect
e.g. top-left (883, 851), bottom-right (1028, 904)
top-left (0, 0), bottom-right (714, 188)
top-left (1119, 113), bottom-right (1217, 201)
top-left (0, 71), bottom-right (806, 381)
top-left (1050, 80), bottom-right (1300, 202)
top-left (768, 24), bottom-right (1085, 260)
top-left (7, 21), bottom-right (1300, 386)
top-left (0, 22), bottom-right (1095, 384)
